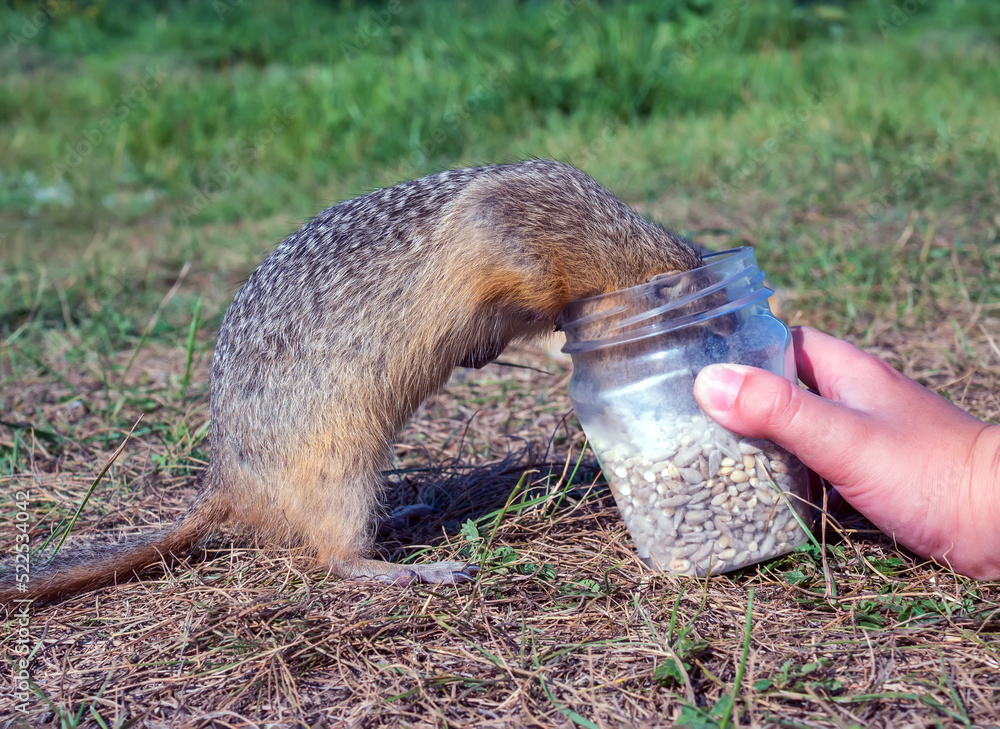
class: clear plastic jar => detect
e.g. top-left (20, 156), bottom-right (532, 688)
top-left (560, 247), bottom-right (812, 576)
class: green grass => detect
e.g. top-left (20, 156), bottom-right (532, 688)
top-left (2, 1), bottom-right (999, 727)
top-left (2, 0), bottom-right (998, 231)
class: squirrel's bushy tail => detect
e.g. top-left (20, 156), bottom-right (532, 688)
top-left (0, 492), bottom-right (228, 608)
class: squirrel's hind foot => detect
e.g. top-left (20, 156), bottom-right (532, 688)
top-left (379, 561), bottom-right (479, 586)
top-left (331, 557), bottom-right (479, 586)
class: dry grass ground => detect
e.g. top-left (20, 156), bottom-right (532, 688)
top-left (2, 198), bottom-right (998, 727)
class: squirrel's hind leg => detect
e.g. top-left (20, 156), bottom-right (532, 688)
top-left (304, 468), bottom-right (478, 585)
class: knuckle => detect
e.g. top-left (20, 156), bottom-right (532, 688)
top-left (858, 350), bottom-right (897, 378)
top-left (761, 377), bottom-right (804, 431)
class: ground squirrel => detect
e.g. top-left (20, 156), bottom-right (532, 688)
top-left (1, 159), bottom-right (702, 605)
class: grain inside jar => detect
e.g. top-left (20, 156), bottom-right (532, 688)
top-left (593, 412), bottom-right (812, 575)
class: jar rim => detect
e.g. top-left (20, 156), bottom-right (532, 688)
top-left (564, 246), bottom-right (753, 311)
top-left (560, 246), bottom-right (773, 354)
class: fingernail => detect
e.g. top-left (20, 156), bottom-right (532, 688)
top-left (697, 364), bottom-right (745, 413)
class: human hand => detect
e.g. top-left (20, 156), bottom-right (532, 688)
top-left (693, 326), bottom-right (1000, 579)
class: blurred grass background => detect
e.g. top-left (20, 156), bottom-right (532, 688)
top-left (2, 0), bottom-right (997, 223)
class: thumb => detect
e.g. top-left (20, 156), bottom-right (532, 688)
top-left (693, 363), bottom-right (871, 484)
